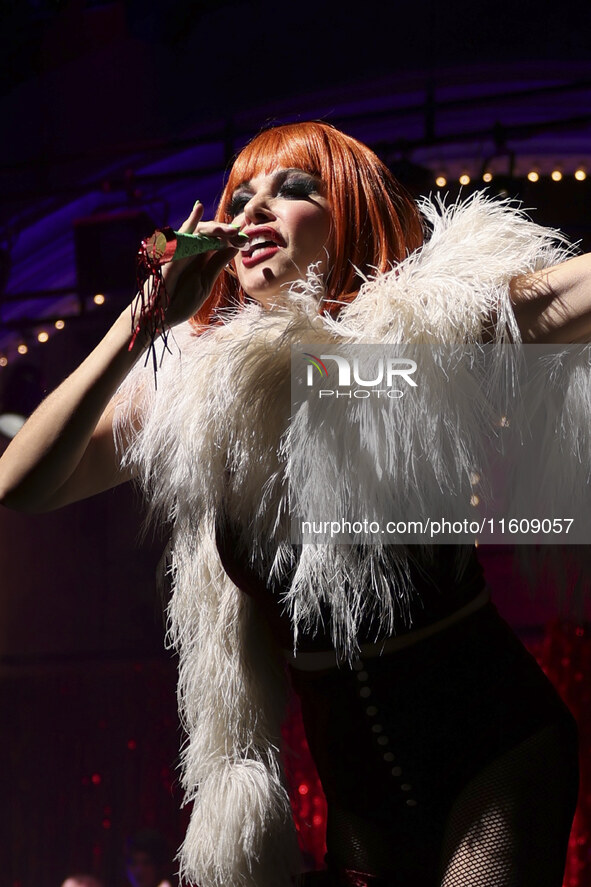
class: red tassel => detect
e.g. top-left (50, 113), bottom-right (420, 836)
top-left (130, 239), bottom-right (173, 386)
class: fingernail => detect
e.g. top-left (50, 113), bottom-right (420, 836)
top-left (193, 200), bottom-right (201, 211)
top-left (237, 232), bottom-right (249, 240)
top-left (231, 221), bottom-right (242, 229)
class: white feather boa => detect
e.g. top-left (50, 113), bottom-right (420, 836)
top-left (113, 193), bottom-right (574, 886)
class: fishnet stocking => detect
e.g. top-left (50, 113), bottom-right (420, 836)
top-left (322, 722), bottom-right (578, 886)
top-left (438, 722), bottom-right (578, 887)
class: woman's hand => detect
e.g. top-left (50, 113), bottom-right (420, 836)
top-left (139, 202), bottom-right (243, 330)
top-left (0, 203), bottom-right (244, 513)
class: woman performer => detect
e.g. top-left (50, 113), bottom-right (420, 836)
top-left (0, 122), bottom-right (587, 887)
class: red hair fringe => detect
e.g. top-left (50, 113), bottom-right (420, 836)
top-left (190, 121), bottom-right (423, 329)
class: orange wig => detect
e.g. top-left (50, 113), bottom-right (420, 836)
top-left (192, 121), bottom-right (424, 326)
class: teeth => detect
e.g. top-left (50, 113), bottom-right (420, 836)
top-left (249, 235), bottom-right (272, 248)
top-left (244, 233), bottom-right (279, 255)
top-left (245, 234), bottom-right (279, 257)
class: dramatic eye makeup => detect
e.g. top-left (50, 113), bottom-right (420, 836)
top-left (225, 169), bottom-right (323, 218)
top-left (276, 170), bottom-right (322, 198)
top-left (225, 189), bottom-right (252, 219)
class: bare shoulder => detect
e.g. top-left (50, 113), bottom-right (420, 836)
top-left (511, 253), bottom-right (591, 343)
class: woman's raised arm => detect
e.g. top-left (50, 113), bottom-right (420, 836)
top-left (0, 203), bottom-right (243, 513)
top-left (511, 252), bottom-right (591, 343)
top-left (0, 314), bottom-right (149, 512)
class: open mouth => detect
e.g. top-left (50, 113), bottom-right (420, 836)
top-left (240, 243), bottom-right (280, 268)
top-left (239, 228), bottom-right (285, 267)
top-left (242, 235), bottom-right (281, 258)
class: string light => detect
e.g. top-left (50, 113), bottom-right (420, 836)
top-left (55, 319), bottom-right (65, 330)
top-left (431, 165), bottom-right (588, 187)
top-left (37, 331), bottom-right (49, 343)
top-left (93, 293), bottom-right (106, 305)
top-left (17, 344), bottom-right (28, 355)
top-left (0, 357), bottom-right (7, 367)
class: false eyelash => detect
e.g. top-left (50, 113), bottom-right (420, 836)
top-left (225, 194), bottom-right (250, 218)
top-left (225, 173), bottom-right (322, 218)
top-left (279, 176), bottom-right (319, 197)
